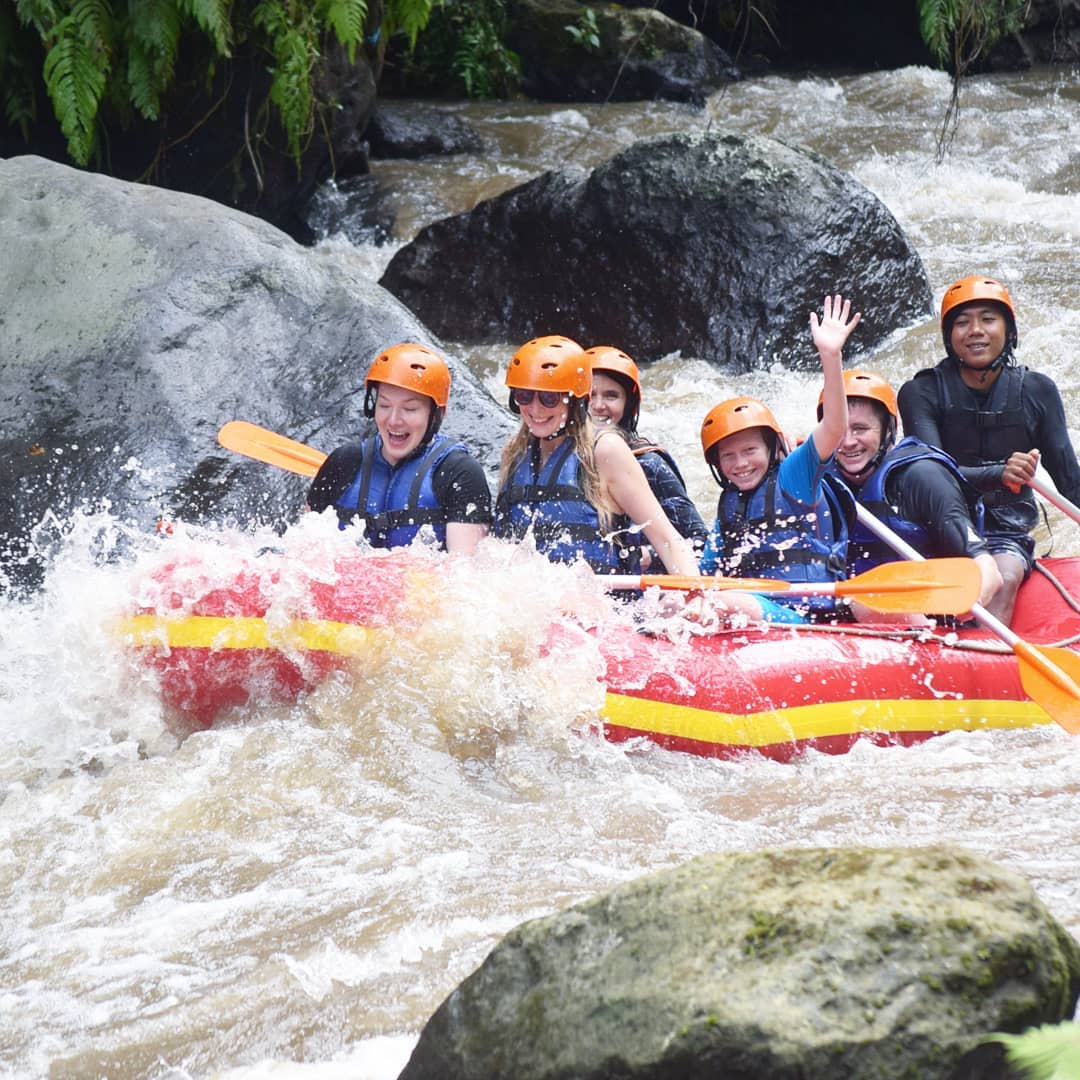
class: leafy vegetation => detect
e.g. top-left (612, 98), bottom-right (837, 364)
top-left (565, 8), bottom-right (600, 53)
top-left (916, 0), bottom-right (1029, 158)
top-left (0, 0), bottom-right (435, 167)
top-left (917, 0), bottom-right (1028, 74)
top-left (383, 0), bottom-right (519, 99)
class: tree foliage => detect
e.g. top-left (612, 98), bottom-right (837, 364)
top-left (1, 0), bottom-right (435, 166)
top-left (917, 0), bottom-right (1029, 74)
top-left (916, 0), bottom-right (1029, 159)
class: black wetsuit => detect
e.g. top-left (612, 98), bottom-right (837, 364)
top-left (898, 360), bottom-right (1080, 556)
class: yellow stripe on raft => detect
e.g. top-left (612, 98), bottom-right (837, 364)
top-left (112, 615), bottom-right (383, 656)
top-left (602, 690), bottom-right (1050, 748)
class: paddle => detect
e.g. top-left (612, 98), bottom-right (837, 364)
top-left (605, 558), bottom-right (981, 615)
top-left (217, 420), bottom-right (327, 478)
top-left (853, 502), bottom-right (1080, 734)
top-left (1028, 475), bottom-right (1080, 527)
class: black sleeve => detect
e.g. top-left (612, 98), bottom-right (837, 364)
top-left (431, 450), bottom-right (494, 525)
top-left (638, 450), bottom-right (709, 550)
top-left (897, 373), bottom-right (1006, 494)
top-left (307, 443), bottom-right (364, 513)
top-left (886, 458), bottom-right (990, 559)
top-left (1026, 371), bottom-right (1080, 505)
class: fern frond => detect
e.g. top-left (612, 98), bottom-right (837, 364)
top-left (318, 0), bottom-right (367, 59)
top-left (385, 0), bottom-right (436, 50)
top-left (180, 0), bottom-right (233, 57)
top-left (42, 11), bottom-right (110, 164)
top-left (253, 0), bottom-right (317, 160)
top-left (917, 0), bottom-right (954, 66)
top-left (126, 0), bottom-right (182, 119)
top-left (13, 0), bottom-right (63, 36)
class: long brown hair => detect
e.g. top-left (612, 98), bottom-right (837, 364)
top-left (499, 412), bottom-right (620, 533)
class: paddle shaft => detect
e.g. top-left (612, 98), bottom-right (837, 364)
top-left (604, 558), bottom-right (981, 615)
top-left (854, 502), bottom-right (1080, 727)
top-left (1029, 475), bottom-right (1080, 526)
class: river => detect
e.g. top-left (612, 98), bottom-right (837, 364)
top-left (1, 64), bottom-right (1078, 1079)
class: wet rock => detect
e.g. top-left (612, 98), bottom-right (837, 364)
top-left (398, 846), bottom-right (1080, 1080)
top-left (506, 0), bottom-right (739, 104)
top-left (507, 0), bottom-right (743, 104)
top-left (0, 155), bottom-right (513, 591)
top-left (381, 129), bottom-right (932, 369)
top-left (302, 175), bottom-right (397, 246)
top-left (366, 104), bottom-right (486, 158)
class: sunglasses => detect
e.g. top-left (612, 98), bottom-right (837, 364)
top-left (512, 388), bottom-right (565, 408)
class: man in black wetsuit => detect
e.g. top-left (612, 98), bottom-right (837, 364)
top-left (822, 369), bottom-right (1002, 619)
top-left (307, 343), bottom-right (493, 554)
top-left (898, 276), bottom-right (1080, 625)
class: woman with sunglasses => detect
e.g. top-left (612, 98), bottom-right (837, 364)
top-left (586, 345), bottom-right (708, 572)
top-left (307, 342), bottom-right (492, 554)
top-left (493, 335), bottom-right (702, 580)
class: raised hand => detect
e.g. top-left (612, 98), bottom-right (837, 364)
top-left (810, 294), bottom-right (862, 359)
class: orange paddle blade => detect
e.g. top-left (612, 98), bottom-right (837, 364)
top-left (831, 557), bottom-right (981, 615)
top-left (218, 421), bottom-right (327, 478)
top-left (609, 558), bottom-right (981, 616)
top-left (1013, 641), bottom-right (1080, 735)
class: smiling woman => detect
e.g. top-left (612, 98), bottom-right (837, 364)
top-left (492, 335), bottom-right (701, 581)
top-left (306, 343), bottom-right (493, 554)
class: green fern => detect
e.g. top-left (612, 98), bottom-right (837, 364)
top-left (384, 0), bottom-right (435, 50)
top-left (126, 0), bottom-right (183, 119)
top-left (917, 0), bottom-right (1027, 73)
top-left (319, 0), bottom-right (367, 60)
top-left (6, 0), bottom-right (439, 170)
top-left (253, 0), bottom-right (318, 160)
top-left (179, 0), bottom-right (232, 56)
top-left (41, 0), bottom-right (113, 165)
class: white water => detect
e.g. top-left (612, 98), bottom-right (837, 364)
top-left (2, 66), bottom-right (1080, 1079)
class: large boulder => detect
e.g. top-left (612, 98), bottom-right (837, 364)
top-left (0, 155), bottom-right (513, 591)
top-left (380, 130), bottom-right (932, 369)
top-left (399, 846), bottom-right (1080, 1080)
top-left (506, 0), bottom-right (740, 104)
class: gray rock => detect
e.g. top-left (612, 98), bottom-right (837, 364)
top-left (380, 130), bottom-right (932, 370)
top-left (399, 846), bottom-right (1080, 1080)
top-left (0, 155), bottom-right (513, 590)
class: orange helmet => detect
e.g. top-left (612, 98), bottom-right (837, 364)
top-left (505, 336), bottom-right (589, 413)
top-left (585, 345), bottom-right (641, 431)
top-left (940, 275), bottom-right (1018, 353)
top-left (364, 343), bottom-right (451, 407)
top-left (701, 397), bottom-right (783, 456)
top-left (817, 369), bottom-right (898, 422)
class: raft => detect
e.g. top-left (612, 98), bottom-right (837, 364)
top-left (115, 549), bottom-right (1080, 761)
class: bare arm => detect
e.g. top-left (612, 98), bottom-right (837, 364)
top-left (446, 522), bottom-right (489, 555)
top-left (809, 294), bottom-right (860, 462)
top-left (594, 431), bottom-right (700, 577)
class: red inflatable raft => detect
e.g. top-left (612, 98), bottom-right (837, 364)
top-left (114, 549), bottom-right (1079, 761)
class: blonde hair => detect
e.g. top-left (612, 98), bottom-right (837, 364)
top-left (499, 412), bottom-right (620, 533)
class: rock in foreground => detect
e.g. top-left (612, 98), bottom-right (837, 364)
top-left (399, 846), bottom-right (1080, 1080)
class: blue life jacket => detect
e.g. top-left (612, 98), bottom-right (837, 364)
top-left (715, 467), bottom-right (850, 611)
top-left (839, 436), bottom-right (985, 576)
top-left (495, 438), bottom-right (642, 574)
top-left (334, 433), bottom-right (464, 549)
